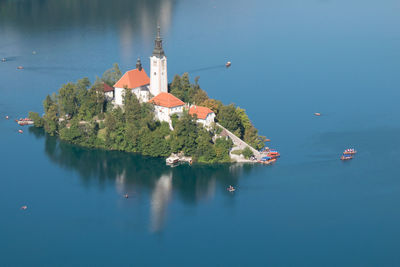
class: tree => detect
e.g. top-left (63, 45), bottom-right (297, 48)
top-left (242, 147), bottom-right (254, 159)
top-left (28, 111), bottom-right (44, 127)
top-left (217, 104), bottom-right (243, 138)
top-left (171, 112), bottom-right (198, 155)
top-left (235, 107), bottom-right (251, 130)
top-left (202, 99), bottom-right (222, 115)
top-left (124, 89), bottom-right (141, 123)
top-left (169, 72), bottom-right (200, 103)
top-left (214, 137), bottom-right (233, 162)
top-left (43, 102), bottom-right (59, 136)
top-left (195, 129), bottom-right (216, 163)
top-left (91, 77), bottom-right (106, 114)
top-left (43, 95), bottom-right (54, 113)
top-left (170, 74), bottom-right (184, 100)
top-left (102, 63), bottom-right (122, 86)
top-left (58, 82), bottom-right (78, 117)
top-left (192, 89), bottom-right (208, 105)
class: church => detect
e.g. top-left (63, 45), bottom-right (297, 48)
top-left (112, 26), bottom-right (215, 128)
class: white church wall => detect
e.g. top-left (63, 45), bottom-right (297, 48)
top-left (105, 91), bottom-right (114, 101)
top-left (115, 87), bottom-right (124, 106)
top-left (196, 113), bottom-right (215, 127)
top-left (150, 56), bottom-right (168, 96)
top-left (153, 105), bottom-right (184, 124)
top-left (115, 86), bottom-right (150, 106)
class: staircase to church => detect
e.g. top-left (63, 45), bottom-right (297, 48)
top-left (216, 123), bottom-right (262, 159)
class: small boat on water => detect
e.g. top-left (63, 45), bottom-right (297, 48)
top-left (166, 156), bottom-right (179, 165)
top-left (227, 185), bottom-right (235, 192)
top-left (343, 148), bottom-right (357, 155)
top-left (18, 130), bottom-right (23, 134)
top-left (17, 66), bottom-right (24, 70)
top-left (124, 194), bottom-right (129, 199)
top-left (21, 205), bottom-right (27, 210)
top-left (1, 58), bottom-right (6, 62)
top-left (341, 154), bottom-right (353, 160)
top-left (225, 61), bottom-right (231, 68)
top-left (5, 115), bottom-right (9, 119)
top-left (259, 157), bottom-right (277, 164)
top-left (314, 113), bottom-right (321, 116)
top-left (17, 118), bottom-right (34, 125)
top-left (267, 150), bottom-right (280, 159)
top-left (265, 139), bottom-right (271, 142)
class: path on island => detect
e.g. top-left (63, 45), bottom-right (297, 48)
top-left (216, 123), bottom-right (262, 159)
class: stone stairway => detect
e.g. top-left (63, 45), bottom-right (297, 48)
top-left (216, 123), bottom-right (261, 159)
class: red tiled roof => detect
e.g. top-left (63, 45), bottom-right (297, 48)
top-left (103, 82), bottom-right (114, 92)
top-left (189, 105), bottom-right (214, 120)
top-left (149, 92), bottom-right (185, 108)
top-left (113, 69), bottom-right (150, 89)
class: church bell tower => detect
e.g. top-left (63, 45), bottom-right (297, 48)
top-left (150, 26), bottom-right (168, 96)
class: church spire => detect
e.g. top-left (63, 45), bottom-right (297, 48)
top-left (152, 25), bottom-right (165, 58)
top-left (136, 57), bottom-right (142, 71)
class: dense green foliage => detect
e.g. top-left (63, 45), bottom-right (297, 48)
top-left (170, 73), bottom-right (266, 150)
top-left (30, 67), bottom-right (265, 163)
top-left (242, 147), bottom-right (254, 159)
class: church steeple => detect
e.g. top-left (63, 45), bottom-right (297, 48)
top-left (152, 25), bottom-right (165, 58)
top-left (150, 25), bottom-right (168, 96)
top-left (136, 57), bottom-right (142, 71)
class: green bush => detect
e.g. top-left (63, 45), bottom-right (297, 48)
top-left (242, 147), bottom-right (254, 159)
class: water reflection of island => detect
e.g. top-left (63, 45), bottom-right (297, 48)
top-left (0, 0), bottom-right (175, 66)
top-left (30, 128), bottom-right (256, 231)
top-left (0, 0), bottom-right (174, 33)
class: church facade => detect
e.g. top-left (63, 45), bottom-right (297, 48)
top-left (112, 26), bottom-right (215, 128)
top-left (113, 26), bottom-right (168, 105)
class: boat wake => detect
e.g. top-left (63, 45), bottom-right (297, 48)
top-left (187, 64), bottom-right (226, 74)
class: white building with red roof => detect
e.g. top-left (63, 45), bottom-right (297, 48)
top-left (113, 58), bottom-right (150, 104)
top-left (113, 26), bottom-right (168, 105)
top-left (103, 82), bottom-right (115, 101)
top-left (149, 92), bottom-right (185, 127)
top-left (189, 105), bottom-right (216, 127)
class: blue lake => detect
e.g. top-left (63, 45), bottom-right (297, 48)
top-left (1, 0), bottom-right (400, 266)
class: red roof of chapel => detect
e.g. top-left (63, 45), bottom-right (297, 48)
top-left (103, 82), bottom-right (114, 92)
top-left (113, 69), bottom-right (150, 89)
top-left (189, 106), bottom-right (214, 120)
top-left (149, 92), bottom-right (185, 108)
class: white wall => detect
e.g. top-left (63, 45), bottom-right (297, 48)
top-left (154, 105), bottom-right (184, 124)
top-left (105, 91), bottom-right (114, 101)
top-left (150, 56), bottom-right (168, 96)
top-left (115, 86), bottom-right (150, 105)
top-left (196, 113), bottom-right (215, 127)
top-left (115, 87), bottom-right (124, 105)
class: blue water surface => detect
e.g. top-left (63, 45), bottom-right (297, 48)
top-left (1, 0), bottom-right (400, 266)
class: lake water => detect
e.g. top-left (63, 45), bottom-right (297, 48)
top-left (1, 0), bottom-right (400, 266)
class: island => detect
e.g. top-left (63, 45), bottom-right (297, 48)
top-left (29, 27), bottom-right (272, 164)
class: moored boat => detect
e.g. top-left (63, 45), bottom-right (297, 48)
top-left (343, 148), bottom-right (357, 155)
top-left (166, 156), bottom-right (179, 165)
top-left (17, 66), bottom-right (24, 70)
top-left (18, 130), bottom-right (23, 133)
top-left (341, 154), bottom-right (353, 160)
top-left (314, 113), bottom-right (321, 116)
top-left (259, 157), bottom-right (277, 164)
top-left (227, 185), bottom-right (235, 192)
top-left (267, 150), bottom-right (280, 159)
top-left (225, 61), bottom-right (231, 68)
top-left (17, 118), bottom-right (34, 125)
